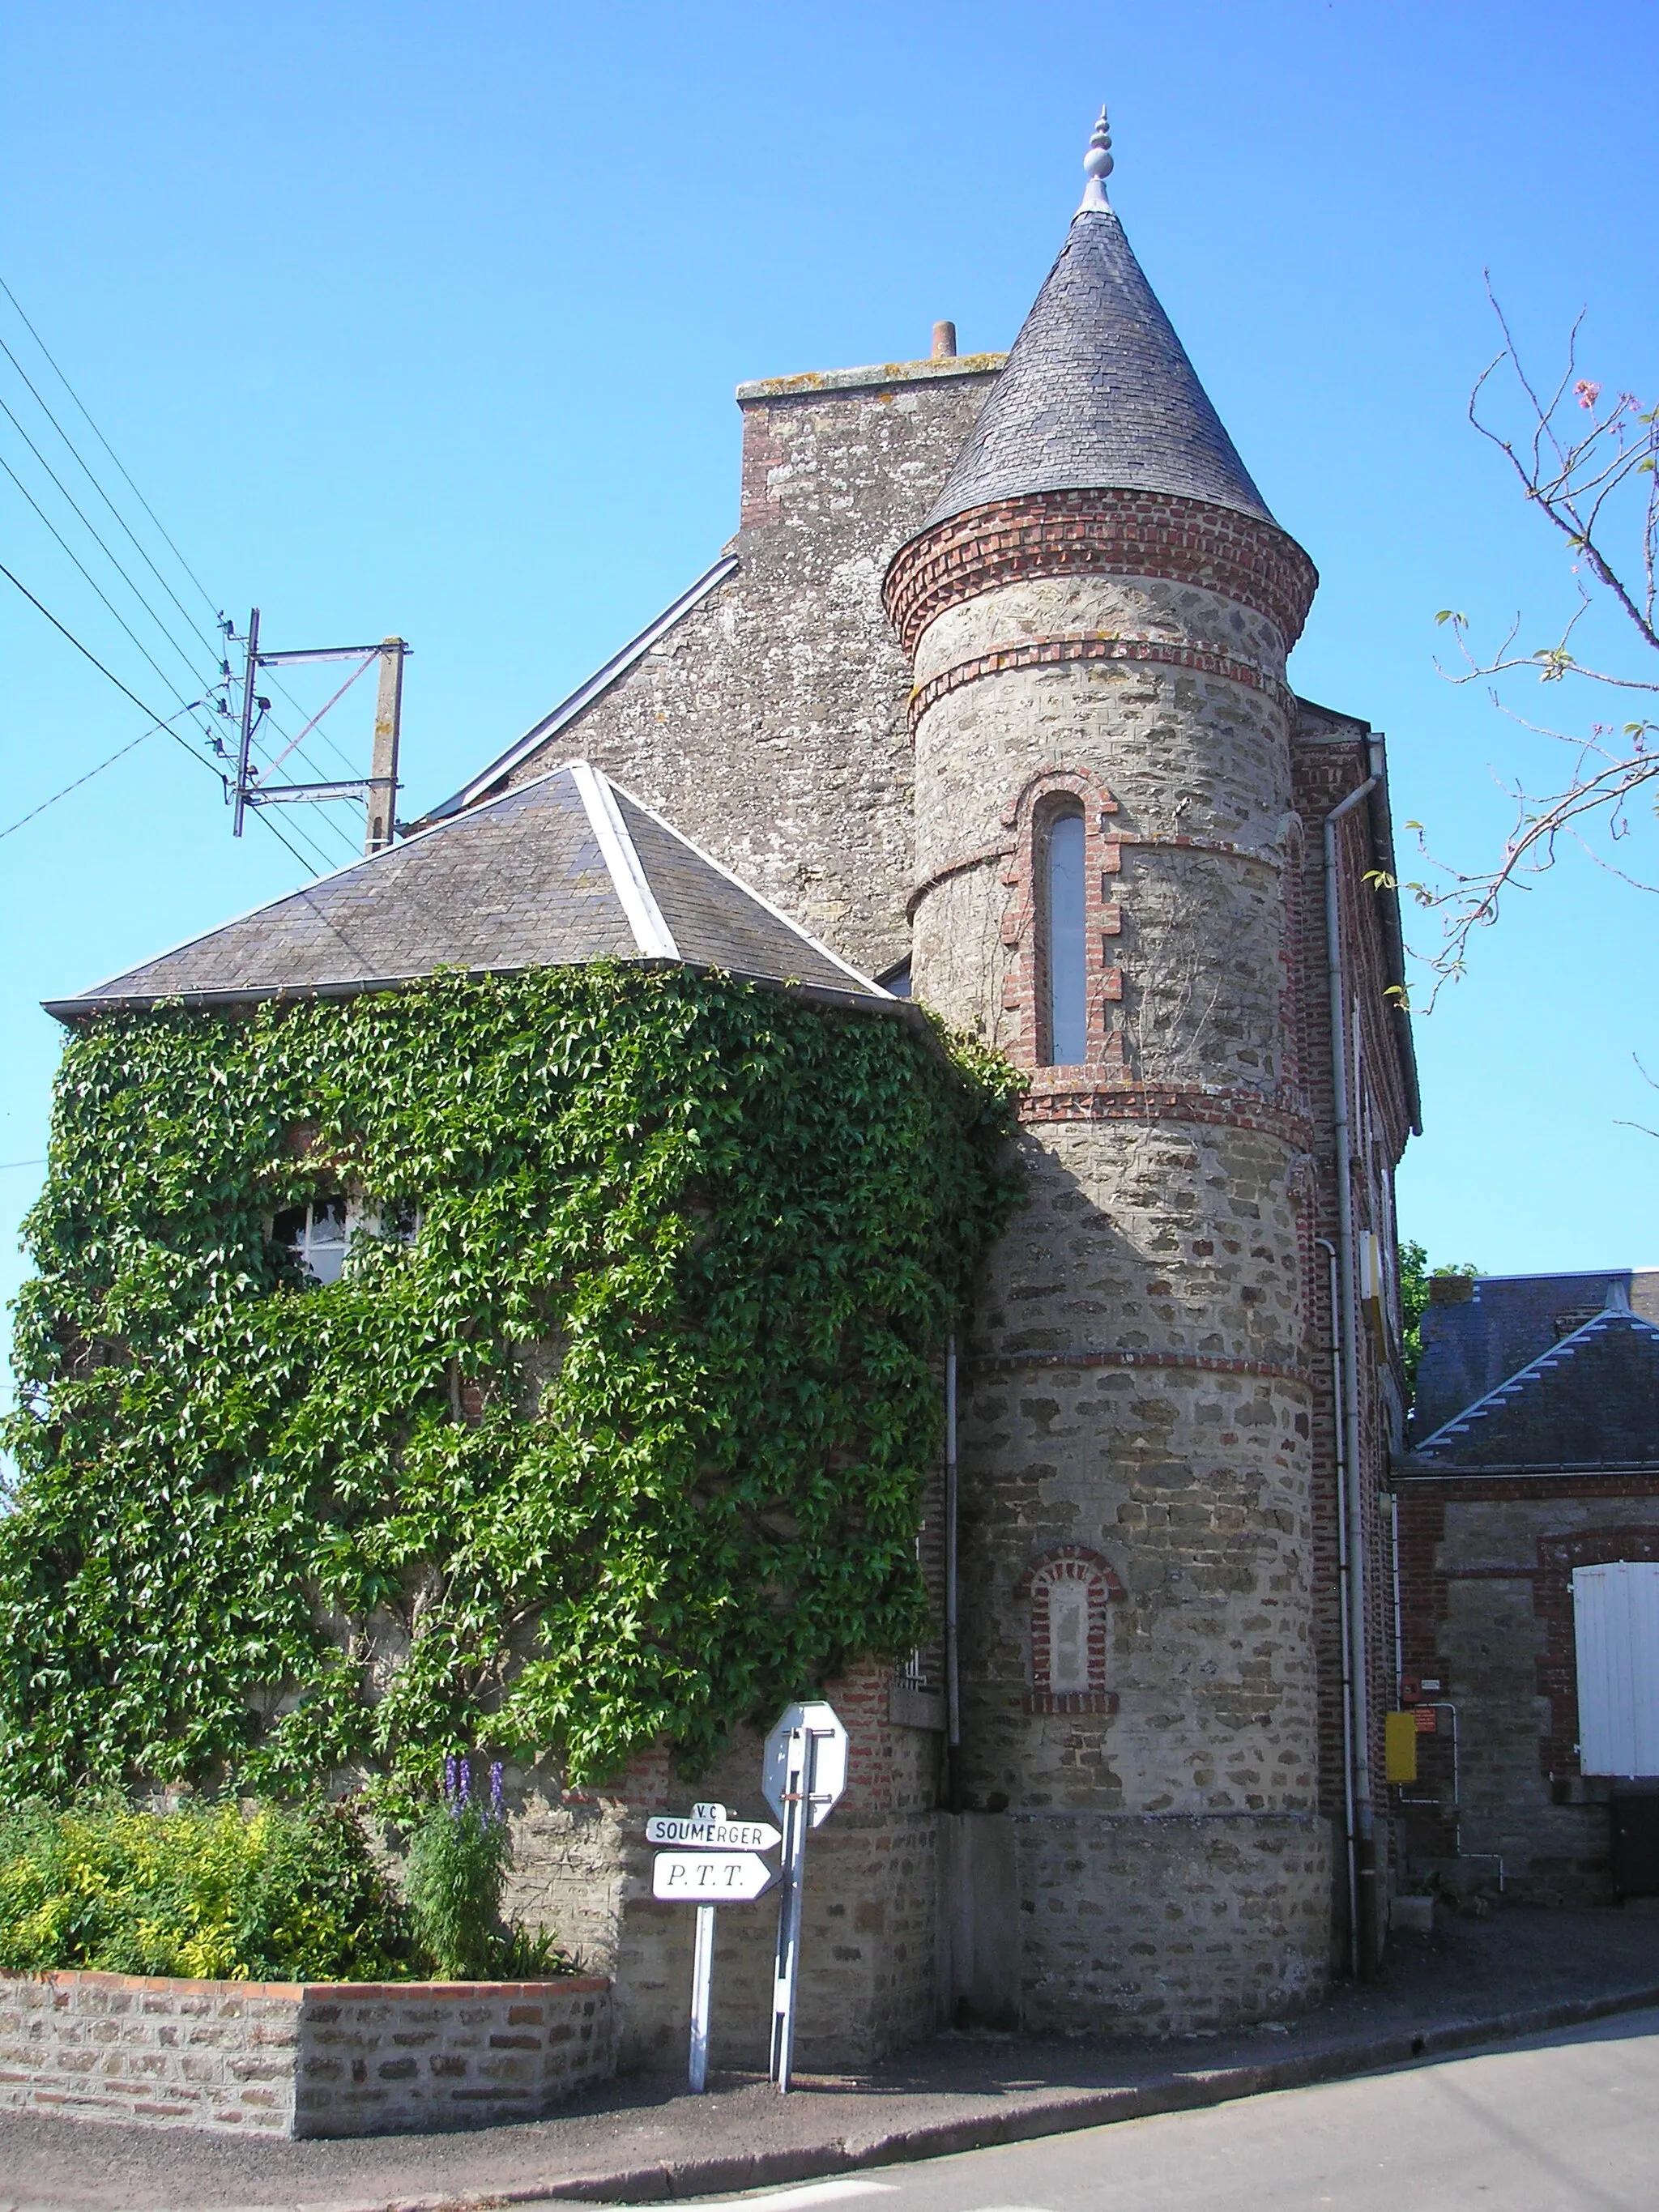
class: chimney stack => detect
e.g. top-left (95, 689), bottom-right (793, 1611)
top-left (931, 319), bottom-right (957, 360)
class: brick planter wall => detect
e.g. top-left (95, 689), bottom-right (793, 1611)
top-left (0, 1970), bottom-right (612, 2137)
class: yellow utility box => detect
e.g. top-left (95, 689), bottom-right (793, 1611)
top-left (1385, 1709), bottom-right (1419, 1784)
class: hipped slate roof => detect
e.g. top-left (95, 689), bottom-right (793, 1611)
top-left (1413, 1268), bottom-right (1659, 1437)
top-left (46, 761), bottom-right (888, 1018)
top-left (1411, 1293), bottom-right (1659, 1474)
top-left (919, 205), bottom-right (1274, 535)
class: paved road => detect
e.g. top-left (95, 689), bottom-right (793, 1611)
top-left (599, 2008), bottom-right (1659, 2212)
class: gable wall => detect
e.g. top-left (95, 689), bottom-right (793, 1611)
top-left (497, 358), bottom-right (1001, 977)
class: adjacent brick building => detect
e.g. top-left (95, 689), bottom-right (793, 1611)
top-left (45, 119), bottom-right (1419, 2056)
top-left (1396, 1271), bottom-right (1659, 1903)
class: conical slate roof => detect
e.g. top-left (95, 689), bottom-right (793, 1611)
top-left (919, 203), bottom-right (1274, 534)
top-left (1412, 1294), bottom-right (1659, 1473)
top-left (45, 761), bottom-right (887, 1017)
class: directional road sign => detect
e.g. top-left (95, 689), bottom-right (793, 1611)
top-left (646, 1813), bottom-right (782, 1850)
top-left (763, 1699), bottom-right (849, 2095)
top-left (651, 1850), bottom-right (777, 1902)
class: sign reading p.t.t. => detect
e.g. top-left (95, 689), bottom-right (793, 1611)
top-left (646, 1801), bottom-right (781, 2096)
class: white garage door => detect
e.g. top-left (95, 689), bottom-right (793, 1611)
top-left (1574, 1562), bottom-right (1659, 1776)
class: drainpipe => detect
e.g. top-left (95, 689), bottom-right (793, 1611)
top-left (1324, 752), bottom-right (1382, 1976)
top-left (1389, 1491), bottom-right (1405, 1703)
top-left (945, 1333), bottom-right (963, 1813)
top-left (1316, 1236), bottom-right (1359, 1977)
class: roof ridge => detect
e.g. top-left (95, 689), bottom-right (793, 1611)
top-left (1415, 1302), bottom-right (1659, 1453)
top-left (600, 773), bottom-right (889, 999)
top-left (569, 761), bottom-right (678, 960)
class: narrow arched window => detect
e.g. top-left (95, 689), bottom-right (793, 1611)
top-left (1042, 803), bottom-right (1087, 1064)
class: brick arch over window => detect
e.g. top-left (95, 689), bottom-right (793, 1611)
top-left (1018, 1545), bottom-right (1125, 1715)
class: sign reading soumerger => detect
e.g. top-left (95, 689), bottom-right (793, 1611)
top-left (644, 1813), bottom-right (782, 1851)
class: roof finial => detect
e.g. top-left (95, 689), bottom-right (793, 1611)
top-left (1078, 105), bottom-right (1113, 214)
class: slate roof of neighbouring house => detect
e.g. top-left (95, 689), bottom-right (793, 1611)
top-left (915, 202), bottom-right (1276, 536)
top-left (1413, 1269), bottom-right (1659, 1437)
top-left (1410, 1291), bottom-right (1659, 1474)
top-left (45, 761), bottom-right (888, 1018)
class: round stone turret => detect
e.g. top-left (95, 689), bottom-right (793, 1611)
top-left (884, 137), bottom-right (1330, 2035)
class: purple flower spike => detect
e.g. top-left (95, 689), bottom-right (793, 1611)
top-left (445, 1754), bottom-right (458, 1805)
top-left (490, 1762), bottom-right (505, 1823)
top-left (459, 1757), bottom-right (471, 1806)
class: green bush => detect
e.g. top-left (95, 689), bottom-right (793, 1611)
top-left (0, 1796), bottom-right (414, 1982)
top-left (404, 1751), bottom-right (526, 1981)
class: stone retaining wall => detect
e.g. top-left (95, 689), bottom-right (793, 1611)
top-left (0, 1970), bottom-right (612, 2137)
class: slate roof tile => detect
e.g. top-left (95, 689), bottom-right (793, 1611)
top-left (46, 763), bottom-right (885, 1018)
top-left (919, 204), bottom-right (1273, 535)
top-left (1411, 1298), bottom-right (1659, 1473)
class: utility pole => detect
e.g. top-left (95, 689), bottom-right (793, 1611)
top-left (365, 637), bottom-right (405, 855)
top-left (231, 607), bottom-right (261, 840)
top-left (228, 616), bottom-right (411, 850)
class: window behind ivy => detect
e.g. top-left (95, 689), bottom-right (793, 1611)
top-left (275, 1198), bottom-right (350, 1285)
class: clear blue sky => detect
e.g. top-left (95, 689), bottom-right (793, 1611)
top-left (2, 0), bottom-right (1656, 1383)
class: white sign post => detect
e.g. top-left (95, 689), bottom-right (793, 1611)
top-left (646, 1802), bottom-right (779, 2095)
top-left (762, 1701), bottom-right (849, 2094)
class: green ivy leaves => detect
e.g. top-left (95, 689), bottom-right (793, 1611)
top-left (2, 965), bottom-right (1018, 1805)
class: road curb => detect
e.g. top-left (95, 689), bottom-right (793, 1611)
top-left (514, 1980), bottom-right (1659, 2206)
top-left (165, 1977), bottom-right (1659, 2212)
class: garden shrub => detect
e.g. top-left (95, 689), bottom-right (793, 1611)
top-left (0, 1796), bottom-right (413, 1981)
top-left (405, 1757), bottom-right (565, 1980)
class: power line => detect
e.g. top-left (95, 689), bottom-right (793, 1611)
top-left (0, 271), bottom-right (220, 619)
top-left (0, 329), bottom-right (223, 664)
top-left (0, 450), bottom-right (215, 722)
top-left (0, 420), bottom-right (348, 844)
top-left (0, 559), bottom-right (328, 878)
top-left (0, 386), bottom-right (214, 693)
top-left (1, 716), bottom-right (178, 842)
top-left (0, 279), bottom-right (381, 871)
top-left (0, 559), bottom-right (223, 781)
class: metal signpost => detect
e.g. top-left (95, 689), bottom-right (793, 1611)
top-left (761, 1701), bottom-right (848, 2094)
top-left (645, 1801), bottom-right (781, 2094)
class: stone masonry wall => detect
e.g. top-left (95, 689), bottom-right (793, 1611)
top-left (501, 1657), bottom-right (944, 2071)
top-left (0, 1971), bottom-right (612, 2137)
top-left (1395, 1474), bottom-right (1659, 1903)
top-left (1289, 711), bottom-right (1418, 1966)
top-left (497, 356), bottom-right (1000, 978)
top-left (904, 497), bottom-right (1331, 2033)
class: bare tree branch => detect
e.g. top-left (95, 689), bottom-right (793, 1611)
top-left (1404, 285), bottom-right (1659, 998)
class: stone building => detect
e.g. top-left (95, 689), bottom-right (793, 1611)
top-left (1396, 1270), bottom-right (1659, 1904)
top-left (42, 117), bottom-right (1418, 2061)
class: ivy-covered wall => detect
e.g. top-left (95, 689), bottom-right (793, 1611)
top-left (2, 965), bottom-right (1018, 1809)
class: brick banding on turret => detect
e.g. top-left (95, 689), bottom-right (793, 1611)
top-left (883, 488), bottom-right (1319, 658)
top-left (906, 631), bottom-right (1294, 734)
top-left (1015, 1082), bottom-right (1314, 1149)
top-left (980, 1348), bottom-right (1314, 1390)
